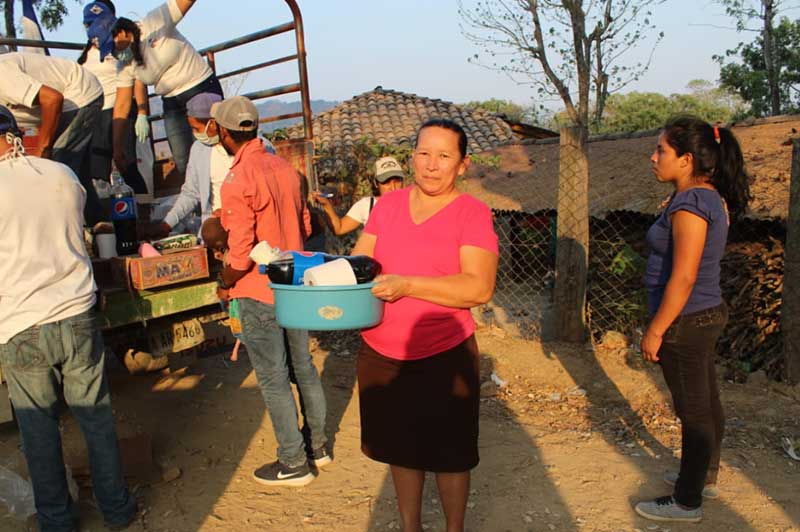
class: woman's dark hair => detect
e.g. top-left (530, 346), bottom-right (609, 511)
top-left (662, 115), bottom-right (751, 219)
top-left (111, 17), bottom-right (145, 66)
top-left (78, 0), bottom-right (118, 64)
top-left (416, 118), bottom-right (468, 159)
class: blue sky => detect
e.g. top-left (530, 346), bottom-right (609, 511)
top-left (35, 0), bottom-right (749, 108)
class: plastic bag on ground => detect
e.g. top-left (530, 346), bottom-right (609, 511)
top-left (0, 464), bottom-right (35, 520)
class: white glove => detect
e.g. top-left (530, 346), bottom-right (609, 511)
top-left (134, 114), bottom-right (150, 143)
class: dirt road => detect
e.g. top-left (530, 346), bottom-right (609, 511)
top-left (1, 327), bottom-right (798, 532)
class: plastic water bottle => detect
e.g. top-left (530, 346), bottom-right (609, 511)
top-left (110, 170), bottom-right (138, 256)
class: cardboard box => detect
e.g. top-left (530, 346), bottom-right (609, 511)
top-left (113, 246), bottom-right (210, 290)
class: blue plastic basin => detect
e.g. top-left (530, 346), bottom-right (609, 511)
top-left (270, 282), bottom-right (384, 330)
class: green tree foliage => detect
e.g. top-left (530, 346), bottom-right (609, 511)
top-left (463, 99), bottom-right (528, 122)
top-left (3, 0), bottom-right (75, 41)
top-left (459, 0), bottom-right (665, 130)
top-left (715, 17), bottom-right (800, 117)
top-left (595, 81), bottom-right (747, 133)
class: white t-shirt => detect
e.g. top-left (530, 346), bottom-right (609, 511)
top-left (209, 143), bottom-right (233, 212)
top-left (82, 46), bottom-right (120, 110)
top-left (345, 196), bottom-right (378, 226)
top-left (0, 156), bottom-right (96, 344)
top-left (117, 0), bottom-right (213, 98)
top-left (0, 52), bottom-right (103, 127)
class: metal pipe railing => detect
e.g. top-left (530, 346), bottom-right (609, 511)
top-left (197, 22), bottom-right (295, 55)
top-left (216, 54), bottom-right (298, 81)
top-left (0, 37), bottom-right (84, 50)
top-left (0, 0), bottom-right (315, 182)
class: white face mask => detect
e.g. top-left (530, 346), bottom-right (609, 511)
top-left (193, 121), bottom-right (219, 146)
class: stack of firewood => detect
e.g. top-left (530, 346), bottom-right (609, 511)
top-left (718, 237), bottom-right (784, 379)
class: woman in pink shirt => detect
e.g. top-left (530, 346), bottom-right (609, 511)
top-left (352, 119), bottom-right (499, 532)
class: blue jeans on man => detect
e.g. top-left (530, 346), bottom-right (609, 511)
top-left (0, 310), bottom-right (136, 532)
top-left (53, 95), bottom-right (105, 226)
top-left (238, 298), bottom-right (327, 467)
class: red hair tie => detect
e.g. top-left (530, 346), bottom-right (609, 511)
top-left (713, 125), bottom-right (721, 144)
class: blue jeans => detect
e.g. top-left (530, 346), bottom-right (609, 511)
top-left (161, 74), bottom-right (223, 175)
top-left (0, 310), bottom-right (136, 532)
top-left (238, 298), bottom-right (327, 467)
top-left (53, 96), bottom-right (105, 226)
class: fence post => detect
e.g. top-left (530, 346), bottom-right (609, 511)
top-left (553, 125), bottom-right (589, 342)
top-left (783, 140), bottom-right (800, 384)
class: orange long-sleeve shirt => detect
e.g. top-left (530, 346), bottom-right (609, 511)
top-left (220, 138), bottom-right (311, 304)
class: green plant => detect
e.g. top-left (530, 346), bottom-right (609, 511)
top-left (609, 244), bottom-right (646, 276)
top-left (469, 153), bottom-right (502, 168)
top-left (315, 138), bottom-right (412, 205)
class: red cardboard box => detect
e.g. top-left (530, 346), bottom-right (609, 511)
top-left (113, 246), bottom-right (209, 290)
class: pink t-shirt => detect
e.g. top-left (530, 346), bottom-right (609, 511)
top-left (360, 186), bottom-right (499, 360)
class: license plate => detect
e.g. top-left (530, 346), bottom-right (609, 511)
top-left (149, 318), bottom-right (205, 357)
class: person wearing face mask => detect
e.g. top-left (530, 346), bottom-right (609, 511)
top-left (84, 0), bottom-right (223, 179)
top-left (145, 92), bottom-right (226, 239)
top-left (144, 92), bottom-right (277, 239)
top-left (79, 0), bottom-right (149, 193)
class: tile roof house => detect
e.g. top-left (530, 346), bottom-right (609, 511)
top-left (459, 115), bottom-right (800, 220)
top-left (286, 86), bottom-right (556, 153)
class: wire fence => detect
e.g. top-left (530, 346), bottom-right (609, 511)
top-left (313, 126), bottom-right (798, 383)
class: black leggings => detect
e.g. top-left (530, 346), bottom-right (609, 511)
top-left (658, 302), bottom-right (728, 509)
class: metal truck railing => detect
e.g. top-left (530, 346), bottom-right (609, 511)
top-left (0, 0), bottom-right (316, 195)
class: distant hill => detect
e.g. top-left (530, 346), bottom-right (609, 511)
top-left (148, 98), bottom-right (338, 140)
top-left (257, 99), bottom-right (339, 133)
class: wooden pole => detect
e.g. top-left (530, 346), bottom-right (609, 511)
top-left (783, 139), bottom-right (800, 384)
top-left (553, 125), bottom-right (589, 342)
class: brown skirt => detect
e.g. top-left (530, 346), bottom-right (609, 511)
top-left (357, 336), bottom-right (480, 473)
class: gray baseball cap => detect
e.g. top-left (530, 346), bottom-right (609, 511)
top-left (210, 96), bottom-right (259, 131)
top-left (374, 156), bottom-right (405, 183)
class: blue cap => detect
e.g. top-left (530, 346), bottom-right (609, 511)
top-left (84, 3), bottom-right (117, 60)
top-left (83, 1), bottom-right (112, 25)
top-left (0, 105), bottom-right (21, 136)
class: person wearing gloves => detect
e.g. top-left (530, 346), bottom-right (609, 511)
top-left (79, 0), bottom-right (148, 193)
top-left (313, 156), bottom-right (405, 236)
top-left (0, 51), bottom-right (105, 226)
top-left (83, 0), bottom-right (223, 177)
top-left (0, 106), bottom-right (137, 532)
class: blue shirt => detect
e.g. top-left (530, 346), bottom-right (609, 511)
top-left (644, 188), bottom-right (728, 316)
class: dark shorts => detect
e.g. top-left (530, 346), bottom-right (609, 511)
top-left (357, 335), bottom-right (480, 472)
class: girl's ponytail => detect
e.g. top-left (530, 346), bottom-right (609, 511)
top-left (711, 126), bottom-right (751, 220)
top-left (663, 116), bottom-right (752, 220)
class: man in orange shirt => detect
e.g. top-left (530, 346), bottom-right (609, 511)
top-left (213, 96), bottom-right (329, 487)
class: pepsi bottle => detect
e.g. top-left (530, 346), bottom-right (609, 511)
top-left (110, 170), bottom-right (138, 256)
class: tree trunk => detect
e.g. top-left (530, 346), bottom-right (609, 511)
top-left (783, 139), bottom-right (800, 384)
top-left (762, 0), bottom-right (780, 116)
top-left (553, 125), bottom-right (590, 342)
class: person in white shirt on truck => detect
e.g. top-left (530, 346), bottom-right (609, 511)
top-left (84, 0), bottom-right (223, 178)
top-left (0, 51), bottom-right (105, 226)
top-left (79, 0), bottom-right (149, 193)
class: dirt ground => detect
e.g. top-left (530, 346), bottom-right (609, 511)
top-left (1, 326), bottom-right (799, 532)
